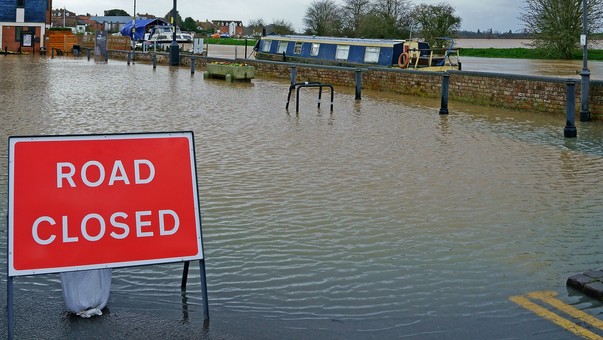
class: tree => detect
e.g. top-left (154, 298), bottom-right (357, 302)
top-left (359, 12), bottom-right (399, 38)
top-left (359, 0), bottom-right (412, 39)
top-left (303, 0), bottom-right (342, 36)
top-left (411, 3), bottom-right (461, 48)
top-left (340, 0), bottom-right (371, 37)
top-left (269, 19), bottom-right (296, 35)
top-left (247, 18), bottom-right (266, 36)
top-left (521, 0), bottom-right (603, 59)
top-left (104, 9), bottom-right (130, 16)
top-left (165, 10), bottom-right (183, 27)
top-left (181, 17), bottom-right (198, 32)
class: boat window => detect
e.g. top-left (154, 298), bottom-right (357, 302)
top-left (364, 47), bottom-right (380, 63)
top-left (336, 45), bottom-right (350, 60)
top-left (294, 42), bottom-right (303, 54)
top-left (277, 41), bottom-right (288, 54)
top-left (261, 40), bottom-right (272, 53)
top-left (311, 43), bottom-right (320, 56)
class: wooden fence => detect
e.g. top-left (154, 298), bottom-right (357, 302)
top-left (47, 34), bottom-right (79, 52)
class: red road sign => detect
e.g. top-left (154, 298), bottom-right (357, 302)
top-left (8, 132), bottom-right (204, 276)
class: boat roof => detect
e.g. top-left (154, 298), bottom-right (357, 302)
top-left (262, 35), bottom-right (405, 47)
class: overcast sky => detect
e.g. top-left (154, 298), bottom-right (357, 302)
top-left (52, 0), bottom-right (525, 33)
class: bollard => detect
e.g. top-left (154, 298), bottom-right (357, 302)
top-left (153, 52), bottom-right (157, 69)
top-left (245, 39), bottom-right (248, 59)
top-left (191, 56), bottom-right (195, 74)
top-left (235, 46), bottom-right (238, 60)
top-left (127, 52), bottom-right (131, 65)
top-left (439, 72), bottom-right (450, 115)
top-left (355, 69), bottom-right (362, 100)
top-left (51, 48), bottom-right (55, 59)
top-left (290, 66), bottom-right (297, 87)
top-left (87, 48), bottom-right (91, 61)
top-left (564, 80), bottom-right (577, 138)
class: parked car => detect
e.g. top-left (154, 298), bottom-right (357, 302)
top-left (220, 33), bottom-right (230, 38)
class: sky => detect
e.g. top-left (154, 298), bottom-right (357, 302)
top-left (53, 0), bottom-right (525, 34)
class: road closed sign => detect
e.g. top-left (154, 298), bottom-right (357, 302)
top-left (8, 132), bottom-right (204, 276)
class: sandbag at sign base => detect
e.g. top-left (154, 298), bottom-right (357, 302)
top-left (60, 268), bottom-right (112, 318)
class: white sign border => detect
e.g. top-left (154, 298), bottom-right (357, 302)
top-left (7, 131), bottom-right (204, 277)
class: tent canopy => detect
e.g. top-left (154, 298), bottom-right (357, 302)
top-left (120, 18), bottom-right (169, 41)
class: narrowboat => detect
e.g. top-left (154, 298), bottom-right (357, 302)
top-left (253, 35), bottom-right (460, 71)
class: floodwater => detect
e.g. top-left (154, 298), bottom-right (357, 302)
top-left (1, 55), bottom-right (603, 339)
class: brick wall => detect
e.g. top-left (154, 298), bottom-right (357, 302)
top-left (103, 51), bottom-right (603, 120)
top-left (243, 59), bottom-right (602, 120)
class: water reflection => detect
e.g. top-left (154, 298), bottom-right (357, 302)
top-left (1, 56), bottom-right (603, 339)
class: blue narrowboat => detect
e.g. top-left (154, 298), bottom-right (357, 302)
top-left (254, 35), bottom-right (460, 70)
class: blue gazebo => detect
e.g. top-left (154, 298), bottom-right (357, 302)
top-left (120, 18), bottom-right (169, 41)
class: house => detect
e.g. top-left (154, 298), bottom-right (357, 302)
top-left (0, 0), bottom-right (53, 53)
top-left (89, 16), bottom-right (133, 34)
top-left (211, 20), bottom-right (244, 37)
top-left (51, 8), bottom-right (87, 33)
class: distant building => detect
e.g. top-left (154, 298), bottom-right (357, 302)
top-left (0, 0), bottom-right (52, 53)
top-left (196, 20), bottom-right (215, 32)
top-left (51, 8), bottom-right (86, 33)
top-left (89, 16), bottom-right (133, 33)
top-left (212, 20), bottom-right (244, 37)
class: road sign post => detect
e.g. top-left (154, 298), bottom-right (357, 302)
top-left (7, 132), bottom-right (209, 338)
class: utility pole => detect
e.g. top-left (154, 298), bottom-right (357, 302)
top-left (131, 0), bottom-right (136, 53)
top-left (170, 0), bottom-right (179, 66)
top-left (579, 0), bottom-right (590, 122)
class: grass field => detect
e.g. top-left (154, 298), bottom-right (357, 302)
top-left (460, 47), bottom-right (603, 61)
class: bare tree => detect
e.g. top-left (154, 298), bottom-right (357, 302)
top-left (247, 18), bottom-right (266, 36)
top-left (521, 0), bottom-right (603, 59)
top-left (269, 19), bottom-right (296, 35)
top-left (341, 0), bottom-right (371, 37)
top-left (303, 0), bottom-right (342, 36)
top-left (360, 0), bottom-right (412, 38)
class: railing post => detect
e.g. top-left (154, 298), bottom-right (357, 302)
top-left (439, 72), bottom-right (450, 115)
top-left (355, 69), bottom-right (362, 100)
top-left (290, 65), bottom-right (297, 87)
top-left (564, 80), bottom-right (577, 138)
top-left (318, 86), bottom-right (323, 109)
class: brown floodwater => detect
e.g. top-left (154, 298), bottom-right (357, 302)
top-left (1, 55), bottom-right (603, 339)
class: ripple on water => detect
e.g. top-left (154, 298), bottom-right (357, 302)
top-left (1, 57), bottom-right (603, 337)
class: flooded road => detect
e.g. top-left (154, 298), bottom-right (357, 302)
top-left (1, 56), bottom-right (603, 339)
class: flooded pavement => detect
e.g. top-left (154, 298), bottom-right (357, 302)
top-left (1, 55), bottom-right (603, 339)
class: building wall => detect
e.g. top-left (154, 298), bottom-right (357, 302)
top-left (0, 0), bottom-right (50, 53)
top-left (0, 2), bottom-right (16, 22)
top-left (1, 25), bottom-right (43, 52)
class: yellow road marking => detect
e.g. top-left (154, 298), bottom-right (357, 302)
top-left (528, 291), bottom-right (603, 331)
top-left (510, 294), bottom-right (603, 340)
